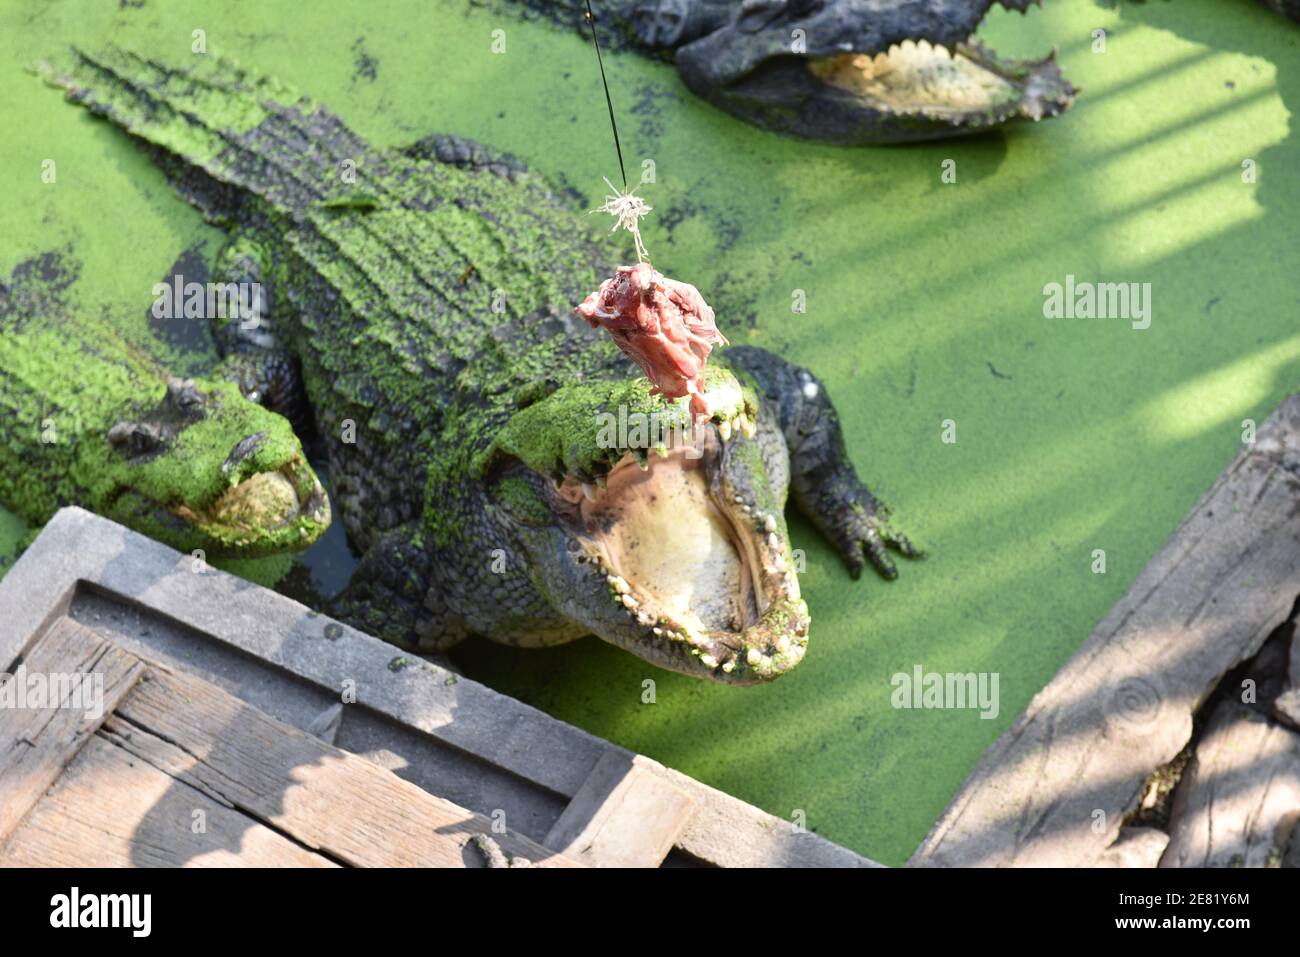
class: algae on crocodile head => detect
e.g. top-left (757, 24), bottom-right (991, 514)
top-left (0, 250), bottom-right (331, 558)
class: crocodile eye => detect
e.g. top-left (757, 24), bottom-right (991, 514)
top-left (107, 421), bottom-right (164, 457)
top-left (164, 377), bottom-right (206, 412)
top-left (737, 0), bottom-right (788, 31)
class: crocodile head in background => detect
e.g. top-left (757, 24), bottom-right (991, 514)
top-left (0, 254), bottom-right (331, 560)
top-left (104, 378), bottom-right (332, 558)
top-left (580, 0), bottom-right (1076, 143)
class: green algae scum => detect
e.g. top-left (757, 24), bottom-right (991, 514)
top-left (1, 0), bottom-right (1299, 866)
top-left (0, 252), bottom-right (330, 557)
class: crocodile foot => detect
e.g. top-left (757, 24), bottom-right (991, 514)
top-left (815, 478), bottom-right (922, 581)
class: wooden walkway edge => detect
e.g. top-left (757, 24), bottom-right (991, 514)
top-left (1, 619), bottom-right (578, 868)
top-left (0, 509), bottom-right (876, 868)
top-left (910, 393), bottom-right (1300, 867)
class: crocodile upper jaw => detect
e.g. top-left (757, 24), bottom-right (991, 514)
top-left (547, 424), bottom-right (810, 683)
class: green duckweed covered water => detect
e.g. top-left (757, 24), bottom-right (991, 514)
top-left (1, 0), bottom-right (1297, 864)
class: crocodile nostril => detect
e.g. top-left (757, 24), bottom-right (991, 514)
top-left (737, 0), bottom-right (790, 32)
top-left (632, 0), bottom-right (688, 47)
top-left (107, 421), bottom-right (164, 457)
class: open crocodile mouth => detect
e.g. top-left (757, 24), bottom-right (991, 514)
top-left (551, 413), bottom-right (809, 683)
top-left (673, 1), bottom-right (1075, 144)
top-left (175, 459), bottom-right (329, 546)
top-left (805, 38), bottom-right (1069, 123)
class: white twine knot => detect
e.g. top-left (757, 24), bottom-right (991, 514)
top-left (591, 177), bottom-right (652, 263)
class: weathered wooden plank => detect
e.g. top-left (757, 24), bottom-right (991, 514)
top-left (1, 734), bottom-right (336, 868)
top-left (0, 509), bottom-right (882, 867)
top-left (1275, 688), bottom-right (1300, 731)
top-left (107, 666), bottom-right (581, 867)
top-left (911, 394), bottom-right (1300, 867)
top-left (1276, 630), bottom-right (1300, 730)
top-left (1161, 702), bottom-right (1300, 868)
top-left (1096, 827), bottom-right (1170, 868)
top-left (0, 618), bottom-right (144, 840)
top-left (546, 752), bottom-right (693, 867)
top-left (669, 774), bottom-right (874, 867)
top-left (0, 507), bottom-right (608, 801)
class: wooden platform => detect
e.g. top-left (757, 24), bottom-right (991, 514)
top-left (0, 508), bottom-right (876, 868)
top-left (1, 619), bottom-right (577, 867)
top-left (911, 394), bottom-right (1300, 868)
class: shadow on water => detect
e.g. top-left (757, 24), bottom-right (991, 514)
top-left (1106, 0), bottom-right (1298, 222)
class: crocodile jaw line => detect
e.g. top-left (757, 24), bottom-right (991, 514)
top-left (175, 462), bottom-right (328, 542)
top-left (676, 1), bottom-right (1075, 143)
top-left (810, 40), bottom-right (1025, 119)
top-left (555, 423), bottom-right (809, 683)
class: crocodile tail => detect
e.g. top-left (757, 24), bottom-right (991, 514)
top-left (34, 45), bottom-right (371, 217)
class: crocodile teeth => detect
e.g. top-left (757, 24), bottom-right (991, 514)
top-left (717, 419), bottom-right (733, 442)
top-left (739, 415), bottom-right (756, 439)
top-left (582, 482), bottom-right (597, 502)
top-left (621, 594), bottom-right (639, 609)
top-left (681, 625), bottom-right (708, 650)
top-left (763, 514), bottom-right (777, 533)
top-left (607, 574), bottom-right (630, 594)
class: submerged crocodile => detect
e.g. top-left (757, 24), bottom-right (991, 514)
top-left (41, 47), bottom-right (919, 683)
top-left (515, 0), bottom-right (1076, 143)
top-left (0, 253), bottom-right (330, 557)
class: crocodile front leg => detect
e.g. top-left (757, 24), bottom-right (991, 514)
top-left (723, 345), bottom-right (922, 580)
top-left (209, 236), bottom-right (311, 433)
top-left (329, 522), bottom-right (471, 652)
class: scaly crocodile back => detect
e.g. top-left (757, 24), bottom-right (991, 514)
top-left (44, 46), bottom-right (629, 547)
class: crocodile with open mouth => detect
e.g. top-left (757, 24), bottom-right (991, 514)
top-left (0, 253), bottom-right (331, 557)
top-left (40, 46), bottom-right (919, 683)
top-left (520, 0), bottom-right (1076, 143)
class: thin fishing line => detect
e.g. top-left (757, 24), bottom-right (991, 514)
top-left (583, 0), bottom-right (627, 190)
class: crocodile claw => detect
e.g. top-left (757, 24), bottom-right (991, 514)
top-left (835, 500), bottom-right (922, 581)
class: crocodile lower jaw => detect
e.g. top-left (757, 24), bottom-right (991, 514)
top-left (557, 428), bottom-right (809, 683)
top-left (175, 461), bottom-right (330, 548)
top-left (808, 39), bottom-right (1071, 124)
